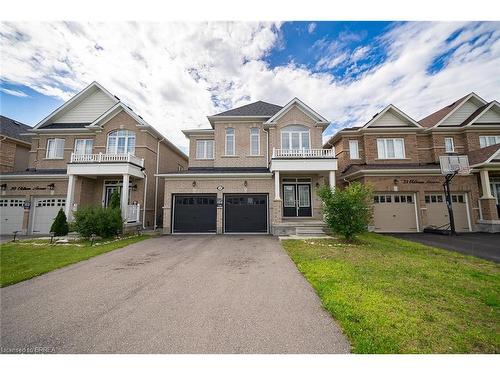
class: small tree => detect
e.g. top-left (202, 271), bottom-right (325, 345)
top-left (317, 182), bottom-right (373, 241)
top-left (50, 208), bottom-right (69, 236)
top-left (109, 190), bottom-right (121, 209)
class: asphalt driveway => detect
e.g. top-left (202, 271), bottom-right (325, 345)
top-left (390, 233), bottom-right (500, 263)
top-left (0, 236), bottom-right (349, 354)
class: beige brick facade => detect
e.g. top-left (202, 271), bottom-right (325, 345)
top-left (0, 138), bottom-right (30, 172)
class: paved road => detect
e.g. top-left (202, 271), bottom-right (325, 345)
top-left (1, 236), bottom-right (349, 354)
top-left (391, 233), bottom-right (500, 263)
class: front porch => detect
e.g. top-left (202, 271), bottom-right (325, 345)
top-left (476, 168), bottom-right (500, 232)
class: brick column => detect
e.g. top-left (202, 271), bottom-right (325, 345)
top-left (480, 198), bottom-right (499, 221)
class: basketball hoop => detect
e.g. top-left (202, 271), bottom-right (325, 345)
top-left (439, 155), bottom-right (470, 176)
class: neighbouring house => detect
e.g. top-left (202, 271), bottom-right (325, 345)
top-left (158, 98), bottom-right (337, 235)
top-left (0, 82), bottom-right (187, 235)
top-left (324, 92), bottom-right (500, 233)
top-left (0, 115), bottom-right (32, 173)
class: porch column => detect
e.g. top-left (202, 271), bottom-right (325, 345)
top-left (65, 174), bottom-right (76, 221)
top-left (329, 170), bottom-right (336, 190)
top-left (274, 171), bottom-right (280, 200)
top-left (121, 174), bottom-right (130, 221)
top-left (480, 170), bottom-right (493, 198)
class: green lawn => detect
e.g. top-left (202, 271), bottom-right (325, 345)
top-left (282, 233), bottom-right (500, 353)
top-left (0, 235), bottom-right (150, 287)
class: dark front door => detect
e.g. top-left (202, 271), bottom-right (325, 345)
top-left (282, 184), bottom-right (312, 217)
top-left (173, 195), bottom-right (217, 233)
top-left (224, 194), bottom-right (268, 233)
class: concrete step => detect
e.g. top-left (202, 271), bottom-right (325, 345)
top-left (295, 226), bottom-right (325, 235)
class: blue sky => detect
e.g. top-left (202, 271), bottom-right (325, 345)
top-left (1, 21), bottom-right (499, 147)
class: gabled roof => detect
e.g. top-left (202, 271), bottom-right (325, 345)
top-left (0, 115), bottom-right (32, 143)
top-left (264, 97), bottom-right (329, 126)
top-left (418, 92), bottom-right (487, 128)
top-left (361, 104), bottom-right (421, 129)
top-left (212, 100), bottom-right (283, 117)
top-left (467, 143), bottom-right (500, 167)
top-left (462, 101), bottom-right (500, 127)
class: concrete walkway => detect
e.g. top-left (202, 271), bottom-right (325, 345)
top-left (1, 235), bottom-right (349, 353)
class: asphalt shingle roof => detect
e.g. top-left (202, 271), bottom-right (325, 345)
top-left (213, 101), bottom-right (283, 117)
top-left (418, 94), bottom-right (470, 128)
top-left (0, 168), bottom-right (67, 175)
top-left (467, 143), bottom-right (500, 166)
top-left (0, 115), bottom-right (32, 142)
top-left (38, 123), bottom-right (90, 129)
top-left (340, 163), bottom-right (440, 177)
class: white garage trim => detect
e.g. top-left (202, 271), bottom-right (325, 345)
top-left (414, 193), bottom-right (420, 232)
top-left (464, 193), bottom-right (472, 232)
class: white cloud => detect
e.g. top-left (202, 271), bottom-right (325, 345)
top-left (307, 22), bottom-right (316, 34)
top-left (0, 87), bottom-right (29, 97)
top-left (1, 21), bottom-right (499, 151)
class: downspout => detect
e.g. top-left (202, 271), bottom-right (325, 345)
top-left (154, 138), bottom-right (165, 230)
top-left (142, 170), bottom-right (147, 229)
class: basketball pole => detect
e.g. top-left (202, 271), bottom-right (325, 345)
top-left (443, 171), bottom-right (458, 236)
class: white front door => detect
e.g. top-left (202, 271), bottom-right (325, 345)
top-left (32, 197), bottom-right (66, 234)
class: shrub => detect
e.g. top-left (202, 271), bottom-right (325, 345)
top-left (74, 206), bottom-right (123, 239)
top-left (109, 190), bottom-right (121, 210)
top-left (317, 182), bottom-right (373, 241)
top-left (50, 208), bottom-right (69, 236)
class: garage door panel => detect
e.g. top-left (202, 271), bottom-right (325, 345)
top-left (0, 198), bottom-right (25, 235)
top-left (173, 195), bottom-right (216, 233)
top-left (224, 194), bottom-right (267, 233)
top-left (425, 193), bottom-right (470, 232)
top-left (32, 197), bottom-right (66, 234)
top-left (373, 193), bottom-right (417, 233)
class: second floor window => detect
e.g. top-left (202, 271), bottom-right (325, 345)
top-left (107, 130), bottom-right (136, 155)
top-left (281, 125), bottom-right (310, 150)
top-left (46, 138), bottom-right (65, 159)
top-left (250, 128), bottom-right (260, 155)
top-left (74, 139), bottom-right (94, 155)
top-left (377, 138), bottom-right (405, 159)
top-left (479, 135), bottom-right (500, 148)
top-left (444, 137), bottom-right (455, 153)
top-left (349, 139), bottom-right (359, 159)
top-left (196, 139), bottom-right (214, 159)
top-left (225, 128), bottom-right (235, 156)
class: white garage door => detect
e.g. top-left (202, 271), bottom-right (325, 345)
top-left (32, 197), bottom-right (66, 234)
top-left (372, 193), bottom-right (418, 232)
top-left (425, 193), bottom-right (470, 232)
top-left (0, 198), bottom-right (25, 235)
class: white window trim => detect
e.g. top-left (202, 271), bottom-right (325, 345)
top-left (196, 139), bottom-right (214, 160)
top-left (46, 138), bottom-right (65, 159)
top-left (349, 139), bottom-right (359, 159)
top-left (376, 138), bottom-right (405, 159)
top-left (281, 130), bottom-right (311, 150)
top-left (479, 135), bottom-right (500, 148)
top-left (444, 137), bottom-right (455, 153)
top-left (106, 130), bottom-right (136, 155)
top-left (225, 128), bottom-right (235, 156)
top-left (250, 127), bottom-right (260, 156)
top-left (74, 139), bottom-right (94, 155)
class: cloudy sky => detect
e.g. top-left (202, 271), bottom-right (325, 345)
top-left (1, 21), bottom-right (499, 151)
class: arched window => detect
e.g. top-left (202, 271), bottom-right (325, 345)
top-left (107, 130), bottom-right (136, 155)
top-left (281, 125), bottom-right (310, 150)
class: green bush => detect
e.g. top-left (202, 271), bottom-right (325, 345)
top-left (50, 208), bottom-right (69, 236)
top-left (73, 206), bottom-right (123, 239)
top-left (109, 190), bottom-right (121, 210)
top-left (317, 182), bottom-right (373, 241)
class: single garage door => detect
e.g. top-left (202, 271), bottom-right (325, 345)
top-left (224, 194), bottom-right (268, 233)
top-left (425, 193), bottom-right (470, 232)
top-left (32, 197), bottom-right (66, 234)
top-left (172, 195), bottom-right (216, 233)
top-left (373, 193), bottom-right (418, 232)
top-left (0, 198), bottom-right (25, 235)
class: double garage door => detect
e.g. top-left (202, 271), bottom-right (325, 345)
top-left (172, 194), bottom-right (268, 234)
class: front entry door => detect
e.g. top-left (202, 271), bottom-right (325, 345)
top-left (282, 183), bottom-right (312, 217)
top-left (105, 186), bottom-right (121, 207)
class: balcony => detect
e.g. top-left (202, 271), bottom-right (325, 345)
top-left (270, 148), bottom-right (337, 172)
top-left (67, 152), bottom-right (145, 178)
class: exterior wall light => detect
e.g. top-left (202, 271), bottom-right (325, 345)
top-left (47, 183), bottom-right (55, 191)
top-left (243, 180), bottom-right (248, 187)
top-left (0, 184), bottom-right (6, 191)
top-left (192, 181), bottom-right (197, 187)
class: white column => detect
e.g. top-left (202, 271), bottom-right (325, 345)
top-left (65, 174), bottom-right (76, 221)
top-left (121, 174), bottom-right (130, 220)
top-left (329, 170), bottom-right (336, 190)
top-left (274, 170), bottom-right (281, 200)
top-left (480, 170), bottom-right (493, 198)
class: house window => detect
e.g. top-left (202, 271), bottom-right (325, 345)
top-left (349, 139), bottom-right (359, 159)
top-left (377, 138), bottom-right (405, 159)
top-left (177, 164), bottom-right (184, 171)
top-left (250, 127), bottom-right (260, 155)
top-left (479, 135), bottom-right (500, 148)
top-left (281, 125), bottom-right (310, 150)
top-left (46, 138), bottom-right (65, 159)
top-left (107, 130), bottom-right (136, 155)
top-left (444, 137), bottom-right (455, 153)
top-left (225, 128), bottom-right (235, 156)
top-left (74, 139), bottom-right (94, 155)
top-left (196, 140), bottom-right (214, 159)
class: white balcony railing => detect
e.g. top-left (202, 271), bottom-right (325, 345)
top-left (70, 152), bottom-right (144, 167)
top-left (127, 204), bottom-right (140, 223)
top-left (272, 148), bottom-right (335, 159)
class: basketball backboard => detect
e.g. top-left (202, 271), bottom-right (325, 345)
top-left (439, 155), bottom-right (470, 176)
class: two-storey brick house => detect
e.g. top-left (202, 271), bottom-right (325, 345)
top-left (0, 115), bottom-right (32, 173)
top-left (159, 98), bottom-right (338, 235)
top-left (0, 82), bottom-right (187, 235)
top-left (324, 92), bottom-right (500, 233)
